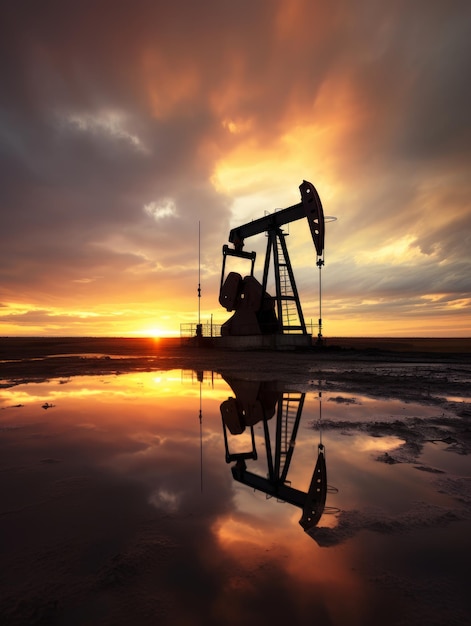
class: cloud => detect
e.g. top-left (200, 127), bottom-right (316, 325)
top-left (143, 199), bottom-right (177, 220)
top-left (1, 0), bottom-right (470, 335)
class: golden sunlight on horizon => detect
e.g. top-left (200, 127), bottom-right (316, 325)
top-left (132, 327), bottom-right (168, 339)
top-left (2, 306), bottom-right (469, 338)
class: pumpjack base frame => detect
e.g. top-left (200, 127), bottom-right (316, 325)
top-left (217, 334), bottom-right (313, 351)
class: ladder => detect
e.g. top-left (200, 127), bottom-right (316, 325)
top-left (271, 231), bottom-right (306, 334)
top-left (274, 392), bottom-right (306, 484)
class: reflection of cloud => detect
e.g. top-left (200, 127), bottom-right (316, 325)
top-left (76, 422), bottom-right (99, 430)
top-left (148, 488), bottom-right (181, 513)
top-left (213, 515), bottom-right (268, 550)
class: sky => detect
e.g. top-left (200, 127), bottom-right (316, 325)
top-left (1, 0), bottom-right (470, 338)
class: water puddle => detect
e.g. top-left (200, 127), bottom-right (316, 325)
top-left (1, 369), bottom-right (470, 625)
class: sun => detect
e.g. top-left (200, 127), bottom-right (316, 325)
top-left (133, 327), bottom-right (166, 339)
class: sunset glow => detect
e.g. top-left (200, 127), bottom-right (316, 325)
top-left (1, 2), bottom-right (470, 337)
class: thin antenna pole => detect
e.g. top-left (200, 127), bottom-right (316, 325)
top-left (199, 380), bottom-right (203, 492)
top-left (198, 221), bottom-right (201, 326)
top-left (319, 260), bottom-right (322, 334)
top-left (317, 256), bottom-right (324, 344)
top-left (318, 383), bottom-right (323, 447)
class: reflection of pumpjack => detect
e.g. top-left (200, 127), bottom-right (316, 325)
top-left (221, 378), bottom-right (327, 535)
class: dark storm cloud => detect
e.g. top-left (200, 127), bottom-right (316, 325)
top-left (0, 3), bottom-right (237, 229)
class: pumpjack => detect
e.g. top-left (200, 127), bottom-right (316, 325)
top-left (220, 377), bottom-right (329, 540)
top-left (219, 180), bottom-right (325, 348)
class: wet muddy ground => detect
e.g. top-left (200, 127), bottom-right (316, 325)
top-left (1, 337), bottom-right (470, 625)
top-left (1, 336), bottom-right (470, 384)
top-left (2, 337), bottom-right (470, 417)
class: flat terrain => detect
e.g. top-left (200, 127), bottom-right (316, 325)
top-left (1, 335), bottom-right (470, 372)
top-left (2, 336), bottom-right (470, 409)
